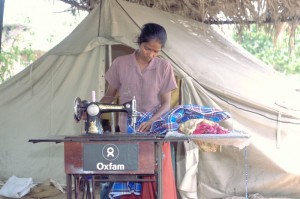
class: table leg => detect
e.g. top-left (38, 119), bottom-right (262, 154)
top-left (89, 176), bottom-right (94, 199)
top-left (74, 175), bottom-right (80, 199)
top-left (157, 142), bottom-right (163, 199)
top-left (66, 174), bottom-right (72, 199)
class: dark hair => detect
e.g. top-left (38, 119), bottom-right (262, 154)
top-left (137, 23), bottom-right (167, 47)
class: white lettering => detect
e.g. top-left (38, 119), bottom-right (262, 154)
top-left (96, 162), bottom-right (125, 170)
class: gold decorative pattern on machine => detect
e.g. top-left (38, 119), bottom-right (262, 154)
top-left (88, 120), bottom-right (98, 133)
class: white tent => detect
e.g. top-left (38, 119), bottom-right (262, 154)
top-left (1, 0), bottom-right (300, 198)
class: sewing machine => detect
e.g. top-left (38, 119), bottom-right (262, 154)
top-left (74, 96), bottom-right (137, 134)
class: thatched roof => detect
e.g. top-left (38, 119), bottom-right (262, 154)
top-left (129, 0), bottom-right (299, 24)
top-left (61, 0), bottom-right (300, 47)
top-left (61, 0), bottom-right (300, 24)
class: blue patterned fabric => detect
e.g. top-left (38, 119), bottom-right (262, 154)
top-left (150, 104), bottom-right (231, 135)
top-left (109, 181), bottom-right (142, 198)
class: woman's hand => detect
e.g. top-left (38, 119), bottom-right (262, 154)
top-left (138, 121), bottom-right (152, 132)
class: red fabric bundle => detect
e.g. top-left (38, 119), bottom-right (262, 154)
top-left (193, 119), bottom-right (229, 135)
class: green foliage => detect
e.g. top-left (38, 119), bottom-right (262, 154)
top-left (232, 25), bottom-right (300, 74)
top-left (1, 43), bottom-right (38, 84)
top-left (1, 25), bottom-right (39, 84)
top-left (0, 9), bottom-right (86, 84)
top-left (0, 51), bottom-right (14, 83)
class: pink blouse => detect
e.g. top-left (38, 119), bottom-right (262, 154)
top-left (105, 52), bottom-right (177, 132)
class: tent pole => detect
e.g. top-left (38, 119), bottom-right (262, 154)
top-left (108, 44), bottom-right (116, 133)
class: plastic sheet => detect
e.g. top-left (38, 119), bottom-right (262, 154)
top-left (0, 176), bottom-right (36, 198)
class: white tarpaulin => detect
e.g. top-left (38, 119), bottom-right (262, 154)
top-left (1, 0), bottom-right (300, 198)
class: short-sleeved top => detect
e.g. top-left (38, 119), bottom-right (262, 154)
top-left (105, 52), bottom-right (177, 132)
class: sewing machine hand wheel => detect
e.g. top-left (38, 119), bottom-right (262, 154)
top-left (74, 97), bottom-right (83, 122)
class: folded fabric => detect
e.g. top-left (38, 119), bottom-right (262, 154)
top-left (178, 119), bottom-right (227, 152)
top-left (150, 104), bottom-right (231, 135)
top-left (178, 118), bottom-right (203, 135)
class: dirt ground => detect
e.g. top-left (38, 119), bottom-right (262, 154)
top-left (0, 180), bottom-right (292, 199)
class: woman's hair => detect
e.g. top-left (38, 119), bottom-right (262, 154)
top-left (137, 23), bottom-right (167, 47)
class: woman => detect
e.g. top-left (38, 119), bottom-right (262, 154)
top-left (101, 23), bottom-right (178, 199)
top-left (101, 23), bottom-right (177, 133)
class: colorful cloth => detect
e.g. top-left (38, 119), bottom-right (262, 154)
top-left (193, 119), bottom-right (229, 135)
top-left (150, 104), bottom-right (231, 135)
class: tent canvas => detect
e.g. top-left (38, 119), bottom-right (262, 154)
top-left (1, 0), bottom-right (300, 198)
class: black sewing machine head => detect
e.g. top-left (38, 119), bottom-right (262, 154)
top-left (74, 97), bottom-right (137, 134)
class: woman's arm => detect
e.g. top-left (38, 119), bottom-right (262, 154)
top-left (100, 85), bottom-right (118, 103)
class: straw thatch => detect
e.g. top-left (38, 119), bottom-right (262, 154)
top-left (126, 0), bottom-right (299, 49)
top-left (61, 0), bottom-right (300, 24)
top-left (61, 0), bottom-right (300, 48)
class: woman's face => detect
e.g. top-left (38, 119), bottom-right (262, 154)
top-left (138, 39), bottom-right (162, 62)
